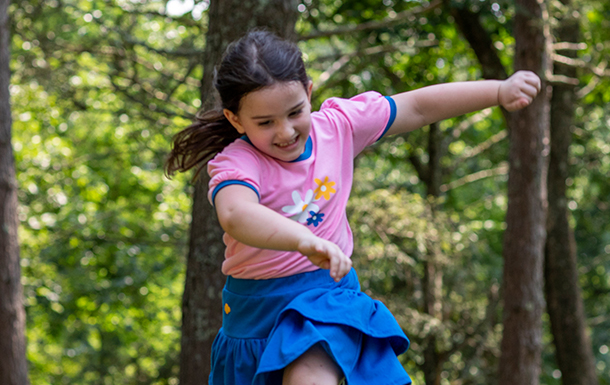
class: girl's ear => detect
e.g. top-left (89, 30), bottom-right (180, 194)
top-left (306, 81), bottom-right (313, 103)
top-left (223, 109), bottom-right (246, 134)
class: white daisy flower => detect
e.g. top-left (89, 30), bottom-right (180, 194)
top-left (282, 189), bottom-right (320, 223)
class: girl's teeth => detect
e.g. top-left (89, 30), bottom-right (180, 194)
top-left (277, 138), bottom-right (297, 147)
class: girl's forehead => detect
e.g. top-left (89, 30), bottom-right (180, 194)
top-left (239, 81), bottom-right (308, 115)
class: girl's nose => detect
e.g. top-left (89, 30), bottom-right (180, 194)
top-left (276, 120), bottom-right (295, 138)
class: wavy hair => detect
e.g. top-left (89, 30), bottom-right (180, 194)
top-left (165, 30), bottom-right (309, 179)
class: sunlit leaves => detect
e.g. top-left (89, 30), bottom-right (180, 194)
top-left (11, 2), bottom-right (192, 381)
top-left (8, 0), bottom-right (610, 384)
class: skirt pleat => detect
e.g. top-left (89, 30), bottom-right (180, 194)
top-left (209, 268), bottom-right (411, 385)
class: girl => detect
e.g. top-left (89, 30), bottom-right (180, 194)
top-left (166, 30), bottom-right (541, 385)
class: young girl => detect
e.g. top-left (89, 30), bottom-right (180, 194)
top-left (166, 30), bottom-right (541, 385)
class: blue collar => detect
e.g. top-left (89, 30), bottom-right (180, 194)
top-left (239, 135), bottom-right (313, 162)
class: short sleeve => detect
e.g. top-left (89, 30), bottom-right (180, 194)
top-left (207, 142), bottom-right (262, 206)
top-left (318, 91), bottom-right (396, 155)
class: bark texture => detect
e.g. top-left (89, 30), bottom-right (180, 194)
top-left (421, 122), bottom-right (444, 385)
top-left (0, 0), bottom-right (29, 383)
top-left (179, 1), bottom-right (299, 384)
top-left (498, 1), bottom-right (550, 384)
top-left (545, 4), bottom-right (598, 384)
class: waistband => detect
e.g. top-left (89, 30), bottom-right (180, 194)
top-left (225, 267), bottom-right (356, 296)
top-left (222, 268), bottom-right (359, 339)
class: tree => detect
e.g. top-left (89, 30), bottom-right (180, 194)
top-left (6, 0), bottom-right (610, 383)
top-left (498, 0), bottom-right (550, 383)
top-left (545, 1), bottom-right (598, 384)
top-left (0, 0), bottom-right (29, 383)
top-left (179, 1), bottom-right (299, 383)
top-left (449, 1), bottom-right (601, 382)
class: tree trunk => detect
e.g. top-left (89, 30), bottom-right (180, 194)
top-left (0, 0), bottom-right (29, 383)
top-left (498, 1), bottom-right (550, 384)
top-left (448, 4), bottom-right (513, 123)
top-left (421, 122), bottom-right (443, 385)
top-left (545, 3), bottom-right (598, 384)
top-left (179, 1), bottom-right (299, 384)
top-left (449, 5), bottom-right (507, 81)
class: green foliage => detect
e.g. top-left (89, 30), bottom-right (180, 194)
top-left (9, 0), bottom-right (200, 383)
top-left (7, 0), bottom-right (610, 384)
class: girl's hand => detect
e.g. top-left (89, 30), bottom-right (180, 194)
top-left (297, 235), bottom-right (352, 282)
top-left (498, 71), bottom-right (542, 111)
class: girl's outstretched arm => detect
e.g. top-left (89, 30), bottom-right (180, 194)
top-left (385, 70), bottom-right (541, 135)
top-left (214, 184), bottom-right (352, 282)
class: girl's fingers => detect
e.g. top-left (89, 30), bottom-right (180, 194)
top-left (527, 77), bottom-right (542, 92)
top-left (329, 253), bottom-right (348, 282)
top-left (330, 253), bottom-right (340, 279)
top-left (304, 238), bottom-right (351, 282)
top-left (341, 258), bottom-right (352, 278)
top-left (521, 83), bottom-right (539, 98)
top-left (335, 255), bottom-right (352, 282)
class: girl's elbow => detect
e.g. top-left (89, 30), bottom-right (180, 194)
top-left (216, 205), bottom-right (240, 235)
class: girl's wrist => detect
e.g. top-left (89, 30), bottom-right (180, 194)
top-left (295, 229), bottom-right (317, 251)
top-left (497, 81), bottom-right (503, 106)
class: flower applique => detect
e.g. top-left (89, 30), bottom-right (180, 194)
top-left (282, 190), bottom-right (320, 224)
top-left (314, 176), bottom-right (336, 201)
top-left (307, 211), bottom-right (325, 227)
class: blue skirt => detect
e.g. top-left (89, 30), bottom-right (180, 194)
top-left (209, 268), bottom-right (411, 385)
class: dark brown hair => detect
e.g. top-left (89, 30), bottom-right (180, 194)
top-left (165, 30), bottom-right (309, 179)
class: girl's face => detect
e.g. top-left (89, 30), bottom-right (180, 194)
top-left (224, 81), bottom-right (313, 162)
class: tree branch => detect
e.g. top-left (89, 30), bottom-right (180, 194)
top-left (442, 108), bottom-right (494, 150)
top-left (450, 130), bottom-right (508, 171)
top-left (313, 39), bottom-right (437, 92)
top-left (552, 42), bottom-right (587, 51)
top-left (547, 73), bottom-right (579, 85)
top-left (440, 162), bottom-right (508, 192)
top-left (298, 0), bottom-right (442, 41)
top-left (576, 76), bottom-right (600, 99)
top-left (553, 53), bottom-right (610, 77)
top-left (110, 78), bottom-right (194, 122)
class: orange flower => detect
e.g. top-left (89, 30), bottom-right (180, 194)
top-left (314, 177), bottom-right (336, 200)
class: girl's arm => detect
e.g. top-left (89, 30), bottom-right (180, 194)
top-left (385, 70), bottom-right (541, 135)
top-left (214, 184), bottom-right (352, 282)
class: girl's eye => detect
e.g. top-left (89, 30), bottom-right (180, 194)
top-left (258, 120), bottom-right (272, 126)
top-left (289, 109), bottom-right (303, 117)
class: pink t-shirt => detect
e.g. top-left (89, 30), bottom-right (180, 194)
top-left (207, 91), bottom-right (396, 279)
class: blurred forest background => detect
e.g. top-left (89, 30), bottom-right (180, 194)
top-left (2, 0), bottom-right (610, 384)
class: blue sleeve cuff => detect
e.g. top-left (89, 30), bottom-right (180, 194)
top-left (212, 180), bottom-right (260, 206)
top-left (377, 96), bottom-right (397, 141)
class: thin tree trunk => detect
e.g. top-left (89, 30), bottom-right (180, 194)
top-left (545, 3), bottom-right (598, 384)
top-left (0, 0), bottom-right (29, 383)
top-left (448, 4), bottom-right (513, 124)
top-left (498, 0), bottom-right (551, 383)
top-left (179, 1), bottom-right (298, 384)
top-left (409, 122), bottom-right (445, 385)
top-left (449, 5), bottom-right (507, 81)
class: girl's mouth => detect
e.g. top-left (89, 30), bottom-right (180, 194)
top-left (275, 136), bottom-right (298, 148)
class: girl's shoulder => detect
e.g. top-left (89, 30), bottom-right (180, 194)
top-left (317, 90), bottom-right (385, 112)
top-left (313, 91), bottom-right (394, 153)
top-left (215, 136), bottom-right (262, 159)
top-left (208, 136), bottom-right (265, 172)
